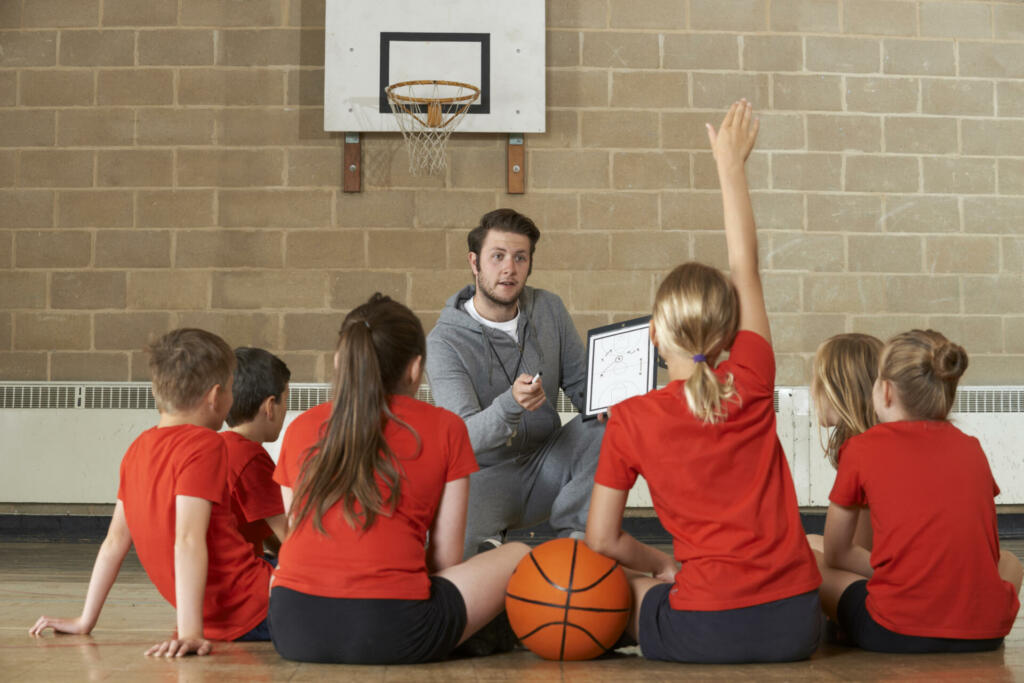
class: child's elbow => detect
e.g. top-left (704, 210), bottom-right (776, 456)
top-left (584, 528), bottom-right (615, 557)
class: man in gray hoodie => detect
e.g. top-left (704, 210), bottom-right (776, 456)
top-left (426, 208), bottom-right (604, 557)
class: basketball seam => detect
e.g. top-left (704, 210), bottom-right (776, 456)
top-left (505, 593), bottom-right (630, 613)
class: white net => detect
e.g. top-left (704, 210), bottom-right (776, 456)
top-left (386, 80), bottom-right (480, 175)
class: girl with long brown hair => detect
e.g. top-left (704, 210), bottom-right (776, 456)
top-left (268, 293), bottom-right (529, 664)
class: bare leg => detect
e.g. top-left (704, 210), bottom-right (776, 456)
top-left (624, 574), bottom-right (669, 641)
top-left (999, 549), bottom-right (1023, 594)
top-left (436, 541), bottom-right (531, 645)
top-left (812, 547), bottom-right (868, 621)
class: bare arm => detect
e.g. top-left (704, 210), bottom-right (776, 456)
top-left (585, 483), bottom-right (677, 581)
top-left (29, 500), bottom-right (133, 636)
top-left (823, 502), bottom-right (873, 578)
top-left (280, 486), bottom-right (293, 535)
top-left (427, 477), bottom-right (469, 574)
top-left (146, 495), bottom-right (213, 657)
top-left (264, 514), bottom-right (287, 543)
top-left (706, 100), bottom-right (770, 343)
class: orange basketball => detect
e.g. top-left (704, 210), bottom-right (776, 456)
top-left (504, 538), bottom-right (632, 661)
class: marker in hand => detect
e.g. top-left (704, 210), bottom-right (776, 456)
top-left (529, 372), bottom-right (542, 385)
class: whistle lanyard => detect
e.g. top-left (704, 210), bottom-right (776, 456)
top-left (483, 318), bottom-right (529, 387)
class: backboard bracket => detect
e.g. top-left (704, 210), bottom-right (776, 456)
top-left (507, 133), bottom-right (524, 194)
top-left (344, 132), bottom-right (361, 192)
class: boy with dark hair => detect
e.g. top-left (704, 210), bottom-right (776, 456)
top-left (223, 347), bottom-right (290, 557)
top-left (30, 329), bottom-right (273, 656)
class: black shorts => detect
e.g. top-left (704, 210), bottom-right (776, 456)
top-left (638, 583), bottom-right (822, 663)
top-left (837, 580), bottom-right (1004, 653)
top-left (269, 576), bottom-right (467, 664)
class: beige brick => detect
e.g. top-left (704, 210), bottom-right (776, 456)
top-left (137, 29), bottom-right (214, 66)
top-left (770, 0), bottom-right (840, 32)
top-left (51, 271), bottom-right (126, 309)
top-left (448, 148), bottom-right (506, 189)
top-left (743, 35), bottom-right (802, 72)
top-left (220, 189), bottom-right (332, 228)
top-left (548, 30), bottom-right (580, 68)
top-left (181, 0), bottom-right (282, 26)
top-left (336, 191), bottom-right (414, 229)
top-left (1006, 318), bottom-right (1024, 354)
top-left (98, 150), bottom-right (173, 188)
top-left (763, 273), bottom-right (802, 313)
top-left (931, 315), bottom-right (1000, 352)
top-left (329, 271), bottom-right (407, 310)
top-left (136, 109), bottom-right (217, 146)
top-left (692, 73), bottom-right (769, 109)
top-left (807, 194), bottom-right (882, 232)
top-left (98, 69), bottom-right (173, 105)
top-left (0, 3), bottom-right (18, 28)
top-left (691, 232), bottom-right (732, 270)
top-left (773, 153), bottom-right (842, 191)
top-left (537, 232), bottom-right (609, 269)
top-left (806, 36), bottom-right (879, 73)
top-left (127, 270), bottom-right (209, 309)
top-left (583, 192), bottom-right (659, 229)
top-left (609, 0), bottom-right (684, 29)
top-left (994, 4), bottom-right (1024, 40)
top-left (691, 0), bottom-right (766, 31)
top-left (1003, 236), bottom-right (1024, 273)
top-left (663, 34), bottom-right (739, 70)
top-left (997, 82), bottom-right (1024, 118)
top-left (94, 229), bottom-right (171, 268)
top-left (883, 39), bottom-right (955, 76)
top-left (1000, 160), bottom-right (1024, 195)
top-left (178, 150), bottom-right (283, 188)
top-left (661, 191), bottom-right (722, 230)
top-left (960, 42), bottom-right (1024, 78)
top-left (756, 112), bottom-right (808, 151)
top-left (0, 191), bottom-right (54, 228)
top-left (177, 312), bottom-right (280, 349)
top-left (179, 69), bottom-right (284, 106)
top-left (499, 194), bottom-right (580, 234)
top-left (849, 314), bottom-right (927, 340)
top-left (774, 74), bottom-right (842, 111)
top-left (581, 32), bottom-right (658, 68)
top-left (548, 0), bottom-right (608, 29)
top-left (548, 70), bottom-right (608, 108)
top-left (137, 190), bottom-right (215, 228)
top-left (281, 312), bottom-right (341, 351)
top-left (751, 192), bottom-right (805, 231)
top-left (532, 151), bottom-right (609, 189)
top-left (58, 190), bottom-right (132, 227)
top-left (662, 112), bottom-right (723, 150)
top-left (692, 152), bottom-right (769, 191)
top-left (771, 314), bottom-right (846, 353)
top-left (367, 230), bottom-right (446, 269)
top-left (804, 274), bottom-right (884, 313)
top-left (51, 352), bottom-right (129, 380)
top-left (770, 232), bottom-right (844, 271)
top-left (0, 272), bottom-right (47, 308)
top-left (921, 2), bottom-right (991, 39)
top-left (884, 195), bottom-right (960, 233)
top-left (806, 114), bottom-right (881, 152)
top-left (219, 29), bottom-right (323, 66)
top-left (19, 151), bottom-right (93, 188)
top-left (16, 230), bottom-right (90, 267)
top-left (848, 234), bottom-right (921, 272)
top-left (226, 107), bottom-right (334, 147)
top-left (0, 311), bottom-right (8, 348)
top-left (177, 229), bottom-right (283, 268)
top-left (963, 197), bottom-right (1024, 235)
top-left (0, 152), bottom-right (14, 186)
top-left (129, 350), bottom-right (150, 380)
top-left (0, 30), bottom-right (57, 66)
top-left (964, 275), bottom-right (1024, 314)
top-left (287, 148), bottom-right (341, 187)
top-left (20, 70), bottom-right (94, 106)
top-left (571, 270), bottom-right (653, 312)
top-left (607, 231), bottom-right (687, 269)
top-left (885, 275), bottom-right (960, 313)
top-left (286, 67), bottom-right (324, 106)
top-left (286, 229), bottom-right (364, 269)
top-left (409, 271), bottom-right (477, 311)
top-left (14, 312), bottom-right (91, 350)
top-left (57, 109), bottom-right (134, 147)
top-left (844, 1), bottom-right (917, 36)
top-left (103, 0), bottom-right (178, 26)
top-left (926, 236), bottom-right (998, 274)
top-left (884, 116), bottom-right (957, 154)
top-left (585, 111), bottom-right (655, 148)
top-left (59, 29), bottom-right (133, 66)
top-left (275, 352), bottom-right (322, 382)
top-left (614, 152), bottom-right (688, 190)
top-left (0, 111), bottom-right (55, 147)
top-left (963, 355), bottom-right (1024, 384)
top-left (23, 0), bottom-right (98, 28)
top-left (922, 158), bottom-right (994, 195)
top-left (921, 79), bottom-right (993, 116)
top-left (0, 71), bottom-right (15, 106)
top-left (845, 156), bottom-right (917, 193)
top-left (612, 71), bottom-right (687, 109)
top-left (0, 352), bottom-right (48, 379)
top-left (846, 76), bottom-right (919, 113)
top-left (0, 230), bottom-right (9, 266)
top-left (415, 191), bottom-right (495, 230)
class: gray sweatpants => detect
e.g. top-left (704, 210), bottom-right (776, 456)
top-left (463, 414), bottom-right (605, 558)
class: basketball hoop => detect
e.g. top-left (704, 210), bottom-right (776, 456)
top-left (385, 80), bottom-right (481, 175)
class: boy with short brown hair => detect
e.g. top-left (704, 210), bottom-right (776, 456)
top-left (30, 328), bottom-right (273, 656)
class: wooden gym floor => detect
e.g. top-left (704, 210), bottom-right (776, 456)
top-left (3, 540), bottom-right (1024, 681)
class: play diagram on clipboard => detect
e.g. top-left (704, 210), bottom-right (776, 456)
top-left (583, 316), bottom-right (659, 419)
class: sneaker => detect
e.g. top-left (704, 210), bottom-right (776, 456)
top-left (475, 530), bottom-right (508, 555)
top-left (451, 611), bottom-right (518, 658)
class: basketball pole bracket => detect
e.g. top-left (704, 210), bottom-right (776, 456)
top-left (344, 132), bottom-right (361, 192)
top-left (507, 133), bottom-right (525, 194)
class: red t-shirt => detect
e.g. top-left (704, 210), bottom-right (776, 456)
top-left (830, 420), bottom-right (1019, 639)
top-left (596, 330), bottom-right (821, 611)
top-left (273, 395), bottom-right (478, 599)
top-left (117, 424), bottom-right (272, 641)
top-left (221, 431), bottom-right (285, 557)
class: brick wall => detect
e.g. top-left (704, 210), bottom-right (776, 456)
top-left (0, 0), bottom-right (1022, 384)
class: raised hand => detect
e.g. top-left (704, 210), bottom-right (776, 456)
top-left (706, 99), bottom-right (760, 168)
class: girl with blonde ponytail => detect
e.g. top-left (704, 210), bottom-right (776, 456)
top-left (818, 329), bottom-right (1022, 653)
top-left (268, 293), bottom-right (530, 664)
top-left (585, 101), bottom-right (822, 664)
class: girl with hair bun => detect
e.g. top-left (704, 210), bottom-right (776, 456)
top-left (268, 293), bottom-right (529, 664)
top-left (585, 101), bottom-right (822, 663)
top-left (818, 329), bottom-right (1023, 653)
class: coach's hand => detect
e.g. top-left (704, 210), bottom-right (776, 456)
top-left (512, 373), bottom-right (546, 412)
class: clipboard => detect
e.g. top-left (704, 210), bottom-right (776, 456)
top-left (583, 316), bottom-right (659, 420)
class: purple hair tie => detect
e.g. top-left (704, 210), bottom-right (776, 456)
top-left (692, 354), bottom-right (706, 363)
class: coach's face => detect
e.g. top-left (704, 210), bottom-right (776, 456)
top-left (469, 230), bottom-right (532, 307)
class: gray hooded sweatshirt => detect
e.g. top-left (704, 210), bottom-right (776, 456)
top-left (425, 284), bottom-right (588, 468)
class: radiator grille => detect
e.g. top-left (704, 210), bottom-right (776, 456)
top-left (953, 389), bottom-right (1024, 414)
